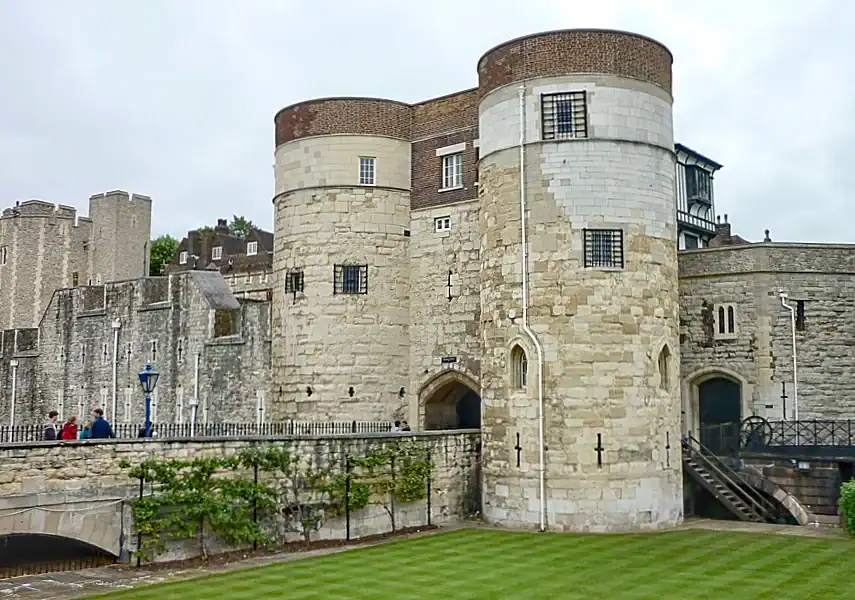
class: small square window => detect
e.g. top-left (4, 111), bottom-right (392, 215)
top-left (713, 303), bottom-right (738, 340)
top-left (434, 216), bottom-right (451, 232)
top-left (285, 270), bottom-right (304, 294)
top-left (212, 246), bottom-right (223, 260)
top-left (179, 251), bottom-right (188, 265)
top-left (583, 229), bottom-right (624, 269)
top-left (247, 241), bottom-right (258, 256)
top-left (441, 153), bottom-right (463, 190)
top-left (542, 92), bottom-right (588, 140)
top-left (359, 157), bottom-right (376, 186)
top-left (334, 264), bottom-right (368, 295)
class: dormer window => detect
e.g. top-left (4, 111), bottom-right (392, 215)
top-left (212, 246), bottom-right (223, 261)
top-left (179, 251), bottom-right (188, 265)
top-left (246, 241), bottom-right (258, 256)
top-left (685, 165), bottom-right (712, 203)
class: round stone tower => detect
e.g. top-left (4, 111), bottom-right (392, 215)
top-left (272, 98), bottom-right (412, 422)
top-left (477, 30), bottom-right (682, 531)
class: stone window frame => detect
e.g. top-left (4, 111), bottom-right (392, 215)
top-left (358, 156), bottom-right (376, 186)
top-left (657, 344), bottom-right (672, 390)
top-left (713, 303), bottom-right (738, 340)
top-left (0, 245), bottom-right (6, 266)
top-left (211, 246), bottom-right (223, 261)
top-left (434, 216), bottom-right (451, 233)
top-left (333, 264), bottom-right (368, 295)
top-left (509, 344), bottom-right (528, 391)
top-left (179, 250), bottom-right (188, 265)
top-left (246, 241), bottom-right (258, 256)
top-left (541, 91), bottom-right (588, 141)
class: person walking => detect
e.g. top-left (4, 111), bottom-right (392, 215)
top-left (88, 408), bottom-right (115, 439)
top-left (43, 410), bottom-right (60, 441)
top-left (60, 416), bottom-right (79, 441)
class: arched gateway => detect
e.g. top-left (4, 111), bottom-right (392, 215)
top-left (419, 371), bottom-right (481, 430)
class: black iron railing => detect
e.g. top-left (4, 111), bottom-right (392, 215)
top-left (699, 418), bottom-right (855, 457)
top-left (0, 555), bottom-right (114, 580)
top-left (0, 420), bottom-right (393, 444)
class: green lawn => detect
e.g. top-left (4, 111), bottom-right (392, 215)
top-left (90, 528), bottom-right (854, 600)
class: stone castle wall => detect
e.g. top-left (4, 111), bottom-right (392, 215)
top-left (679, 243), bottom-right (855, 423)
top-left (0, 431), bottom-right (481, 561)
top-left (0, 271), bottom-right (271, 427)
top-left (477, 30), bottom-right (683, 532)
top-left (0, 191), bottom-right (152, 331)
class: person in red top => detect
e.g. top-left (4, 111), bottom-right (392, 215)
top-left (60, 416), bottom-right (79, 441)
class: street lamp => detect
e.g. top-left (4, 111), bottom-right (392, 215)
top-left (138, 362), bottom-right (160, 438)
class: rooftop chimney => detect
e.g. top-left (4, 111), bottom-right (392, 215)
top-left (709, 213), bottom-right (732, 247)
top-left (214, 218), bottom-right (229, 234)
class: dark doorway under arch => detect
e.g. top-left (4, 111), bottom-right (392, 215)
top-left (698, 377), bottom-right (742, 454)
top-left (0, 533), bottom-right (115, 578)
top-left (423, 378), bottom-right (481, 430)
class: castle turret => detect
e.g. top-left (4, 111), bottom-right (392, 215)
top-left (88, 190), bottom-right (153, 284)
top-left (271, 98), bottom-right (412, 421)
top-left (477, 29), bottom-right (682, 531)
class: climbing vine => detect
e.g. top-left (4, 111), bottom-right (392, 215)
top-left (121, 440), bottom-right (434, 562)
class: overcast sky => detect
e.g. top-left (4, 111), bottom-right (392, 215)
top-left (1, 1), bottom-right (851, 243)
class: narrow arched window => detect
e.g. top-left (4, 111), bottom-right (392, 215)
top-left (727, 305), bottom-right (735, 334)
top-left (511, 345), bottom-right (528, 390)
top-left (718, 306), bottom-right (726, 334)
top-left (658, 346), bottom-right (671, 390)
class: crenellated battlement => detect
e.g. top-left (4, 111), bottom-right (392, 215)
top-left (1, 200), bottom-right (79, 220)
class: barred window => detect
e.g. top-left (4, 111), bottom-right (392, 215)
top-left (334, 264), bottom-right (368, 295)
top-left (284, 270), bottom-right (304, 294)
top-left (542, 92), bottom-right (588, 140)
top-left (583, 229), bottom-right (624, 268)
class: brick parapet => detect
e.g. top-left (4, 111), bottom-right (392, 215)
top-left (477, 29), bottom-right (673, 98)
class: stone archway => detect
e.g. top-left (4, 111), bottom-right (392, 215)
top-left (682, 366), bottom-right (752, 443)
top-left (419, 371), bottom-right (481, 431)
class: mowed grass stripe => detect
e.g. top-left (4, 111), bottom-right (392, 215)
top-left (88, 529), bottom-right (855, 600)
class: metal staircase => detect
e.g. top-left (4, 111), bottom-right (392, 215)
top-left (682, 435), bottom-right (777, 523)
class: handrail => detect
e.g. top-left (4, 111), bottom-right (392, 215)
top-left (685, 435), bottom-right (776, 520)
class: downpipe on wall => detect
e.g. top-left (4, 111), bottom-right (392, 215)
top-left (779, 290), bottom-right (799, 420)
top-left (517, 85), bottom-right (547, 532)
top-left (191, 351), bottom-right (201, 435)
top-left (111, 319), bottom-right (121, 421)
top-left (9, 359), bottom-right (18, 438)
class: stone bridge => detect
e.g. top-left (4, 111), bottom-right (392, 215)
top-left (0, 431), bottom-right (481, 562)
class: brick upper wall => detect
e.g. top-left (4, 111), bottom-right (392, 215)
top-left (410, 90), bottom-right (479, 210)
top-left (477, 29), bottom-right (673, 97)
top-left (274, 97), bottom-right (412, 147)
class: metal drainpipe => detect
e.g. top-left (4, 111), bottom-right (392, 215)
top-left (779, 290), bottom-right (799, 420)
top-left (517, 85), bottom-right (547, 532)
top-left (111, 319), bottom-right (121, 421)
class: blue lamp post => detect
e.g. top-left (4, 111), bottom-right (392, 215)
top-left (138, 361), bottom-right (159, 438)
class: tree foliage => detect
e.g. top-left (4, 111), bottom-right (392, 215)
top-left (229, 215), bottom-right (255, 238)
top-left (841, 480), bottom-right (855, 535)
top-left (121, 442), bottom-right (433, 562)
top-left (148, 234), bottom-right (179, 276)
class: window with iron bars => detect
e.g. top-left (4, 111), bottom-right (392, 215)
top-left (334, 264), bottom-right (368, 294)
top-left (285, 270), bottom-right (304, 303)
top-left (541, 92), bottom-right (588, 141)
top-left (583, 229), bottom-right (624, 268)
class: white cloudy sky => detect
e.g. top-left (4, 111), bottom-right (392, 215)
top-left (1, 0), bottom-right (852, 242)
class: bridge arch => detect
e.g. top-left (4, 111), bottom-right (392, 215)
top-left (682, 366), bottom-right (753, 442)
top-left (0, 500), bottom-right (124, 557)
top-left (418, 370), bottom-right (481, 431)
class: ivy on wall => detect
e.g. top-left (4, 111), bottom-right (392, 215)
top-left (120, 441), bottom-right (434, 562)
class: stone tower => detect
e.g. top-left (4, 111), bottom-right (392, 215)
top-left (88, 190), bottom-right (153, 285)
top-left (271, 99), bottom-right (412, 421)
top-left (477, 30), bottom-right (683, 531)
top-left (0, 201), bottom-right (92, 329)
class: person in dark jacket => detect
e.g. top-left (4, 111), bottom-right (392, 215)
top-left (88, 408), bottom-right (115, 439)
top-left (43, 410), bottom-right (60, 441)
